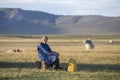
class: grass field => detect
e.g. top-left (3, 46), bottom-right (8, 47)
top-left (0, 35), bottom-right (120, 80)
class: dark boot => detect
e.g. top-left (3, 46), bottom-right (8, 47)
top-left (53, 58), bottom-right (62, 69)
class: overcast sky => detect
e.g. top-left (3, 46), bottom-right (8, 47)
top-left (0, 0), bottom-right (120, 16)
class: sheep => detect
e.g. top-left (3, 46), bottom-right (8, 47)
top-left (109, 40), bottom-right (114, 44)
top-left (7, 49), bottom-right (22, 53)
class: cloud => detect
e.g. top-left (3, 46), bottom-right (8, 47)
top-left (0, 0), bottom-right (35, 4)
top-left (0, 0), bottom-right (120, 16)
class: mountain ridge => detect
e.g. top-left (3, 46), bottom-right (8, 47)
top-left (0, 8), bottom-right (120, 35)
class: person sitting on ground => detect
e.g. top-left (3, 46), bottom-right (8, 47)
top-left (37, 36), bottom-right (62, 70)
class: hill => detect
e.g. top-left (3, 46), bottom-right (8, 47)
top-left (0, 8), bottom-right (120, 35)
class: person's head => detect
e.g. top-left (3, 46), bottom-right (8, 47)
top-left (41, 36), bottom-right (48, 44)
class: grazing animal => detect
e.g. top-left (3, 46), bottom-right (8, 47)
top-left (83, 39), bottom-right (94, 50)
top-left (7, 49), bottom-right (22, 53)
top-left (109, 40), bottom-right (114, 44)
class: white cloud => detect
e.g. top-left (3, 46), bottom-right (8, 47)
top-left (0, 0), bottom-right (120, 16)
top-left (0, 0), bottom-right (35, 3)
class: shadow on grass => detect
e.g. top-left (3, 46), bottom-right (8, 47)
top-left (0, 61), bottom-right (120, 72)
top-left (61, 63), bottom-right (120, 72)
top-left (0, 61), bottom-right (36, 68)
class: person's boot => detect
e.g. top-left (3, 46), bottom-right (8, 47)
top-left (53, 58), bottom-right (62, 70)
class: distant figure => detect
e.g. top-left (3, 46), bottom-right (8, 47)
top-left (37, 36), bottom-right (62, 70)
top-left (83, 38), bottom-right (94, 50)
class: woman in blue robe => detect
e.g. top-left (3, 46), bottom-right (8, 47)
top-left (37, 36), bottom-right (61, 69)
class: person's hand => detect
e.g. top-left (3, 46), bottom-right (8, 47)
top-left (51, 51), bottom-right (59, 56)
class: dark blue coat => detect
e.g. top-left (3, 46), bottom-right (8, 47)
top-left (37, 42), bottom-right (57, 65)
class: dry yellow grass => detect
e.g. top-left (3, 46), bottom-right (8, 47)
top-left (0, 36), bottom-right (120, 64)
top-left (0, 35), bottom-right (120, 80)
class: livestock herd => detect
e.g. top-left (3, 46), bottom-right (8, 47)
top-left (6, 39), bottom-right (114, 53)
top-left (83, 39), bottom-right (114, 50)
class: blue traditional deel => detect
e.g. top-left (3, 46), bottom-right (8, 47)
top-left (37, 42), bottom-right (57, 65)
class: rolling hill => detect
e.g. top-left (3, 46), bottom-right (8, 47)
top-left (0, 8), bottom-right (120, 35)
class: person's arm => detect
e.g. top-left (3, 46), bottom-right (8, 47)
top-left (51, 51), bottom-right (59, 56)
top-left (38, 43), bottom-right (51, 55)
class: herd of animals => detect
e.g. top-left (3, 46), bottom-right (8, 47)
top-left (83, 39), bottom-right (114, 50)
top-left (6, 39), bottom-right (114, 53)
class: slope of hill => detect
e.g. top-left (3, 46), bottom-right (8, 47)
top-left (56, 15), bottom-right (120, 34)
top-left (0, 8), bottom-right (120, 35)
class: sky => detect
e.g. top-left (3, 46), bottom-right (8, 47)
top-left (0, 0), bottom-right (120, 16)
